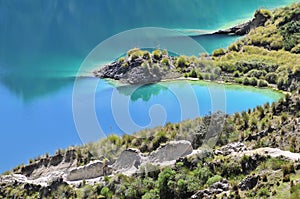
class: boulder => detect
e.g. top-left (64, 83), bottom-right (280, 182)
top-left (112, 148), bottom-right (142, 171)
top-left (215, 142), bottom-right (247, 156)
top-left (210, 179), bottom-right (230, 191)
top-left (149, 140), bottom-right (193, 163)
top-left (239, 175), bottom-right (260, 191)
top-left (191, 179), bottom-right (230, 199)
top-left (66, 160), bottom-right (105, 181)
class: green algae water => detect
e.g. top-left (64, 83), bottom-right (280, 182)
top-left (0, 0), bottom-right (296, 172)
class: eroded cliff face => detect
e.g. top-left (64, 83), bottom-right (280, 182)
top-left (20, 149), bottom-right (77, 180)
top-left (0, 140), bottom-right (195, 188)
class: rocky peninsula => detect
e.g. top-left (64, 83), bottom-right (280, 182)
top-left (214, 9), bottom-right (272, 36)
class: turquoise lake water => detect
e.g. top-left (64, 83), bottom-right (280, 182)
top-left (0, 0), bottom-right (297, 172)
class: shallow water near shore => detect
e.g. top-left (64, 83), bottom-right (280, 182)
top-left (0, 0), bottom-right (296, 172)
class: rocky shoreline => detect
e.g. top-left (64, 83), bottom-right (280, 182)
top-left (213, 9), bottom-right (271, 36)
top-left (93, 51), bottom-right (181, 85)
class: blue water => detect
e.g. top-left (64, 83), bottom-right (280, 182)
top-left (0, 0), bottom-right (297, 172)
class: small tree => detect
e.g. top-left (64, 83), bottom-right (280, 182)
top-left (176, 56), bottom-right (188, 68)
top-left (189, 69), bottom-right (197, 78)
top-left (152, 49), bottom-right (162, 60)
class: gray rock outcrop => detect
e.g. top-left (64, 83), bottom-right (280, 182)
top-left (215, 142), bottom-right (247, 156)
top-left (112, 148), bottom-right (142, 171)
top-left (66, 160), bottom-right (109, 181)
top-left (191, 179), bottom-right (230, 199)
top-left (149, 140), bottom-right (193, 163)
top-left (239, 175), bottom-right (260, 191)
top-left (21, 149), bottom-right (77, 180)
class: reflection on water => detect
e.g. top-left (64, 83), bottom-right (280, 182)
top-left (116, 84), bottom-right (168, 102)
top-left (0, 76), bottom-right (74, 102)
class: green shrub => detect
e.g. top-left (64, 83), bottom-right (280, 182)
top-left (257, 187), bottom-right (270, 197)
top-left (209, 73), bottom-right (218, 81)
top-left (161, 58), bottom-right (170, 66)
top-left (270, 40), bottom-right (283, 50)
top-left (246, 69), bottom-right (267, 79)
top-left (100, 187), bottom-right (111, 198)
top-left (228, 43), bottom-right (239, 52)
top-left (235, 78), bottom-right (243, 84)
top-left (198, 73), bottom-right (203, 80)
top-left (129, 48), bottom-right (143, 60)
top-left (281, 21), bottom-right (300, 51)
top-left (219, 62), bottom-right (236, 73)
top-left (122, 62), bottom-right (129, 68)
top-left (267, 158), bottom-right (287, 170)
top-left (143, 51), bottom-right (151, 60)
top-left (206, 175), bottom-right (222, 186)
top-left (255, 9), bottom-right (272, 18)
top-left (118, 57), bottom-right (125, 63)
top-left (161, 49), bottom-right (168, 56)
top-left (277, 77), bottom-right (285, 89)
top-left (283, 174), bottom-right (290, 182)
top-left (152, 49), bottom-right (162, 60)
top-left (194, 166), bottom-right (213, 185)
top-left (107, 134), bottom-right (122, 146)
top-left (142, 189), bottom-right (160, 199)
top-left (243, 77), bottom-right (250, 85)
top-left (265, 72), bottom-right (278, 84)
top-left (291, 44), bottom-right (300, 54)
top-left (233, 71), bottom-right (240, 77)
top-left (249, 77), bottom-right (258, 86)
top-left (127, 48), bottom-right (141, 56)
top-left (282, 163), bottom-right (295, 177)
top-left (152, 131), bottom-right (168, 150)
top-left (176, 56), bottom-right (188, 68)
top-left (212, 48), bottom-right (226, 57)
top-left (189, 69), bottom-right (197, 78)
top-left (258, 80), bottom-right (268, 87)
top-left (290, 183), bottom-right (300, 199)
top-left (158, 168), bottom-right (176, 199)
top-left (203, 73), bottom-right (210, 80)
top-left (221, 162), bottom-right (242, 177)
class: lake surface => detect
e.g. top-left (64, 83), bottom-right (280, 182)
top-left (0, 0), bottom-right (296, 172)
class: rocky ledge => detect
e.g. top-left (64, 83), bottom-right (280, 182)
top-left (214, 9), bottom-right (271, 36)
